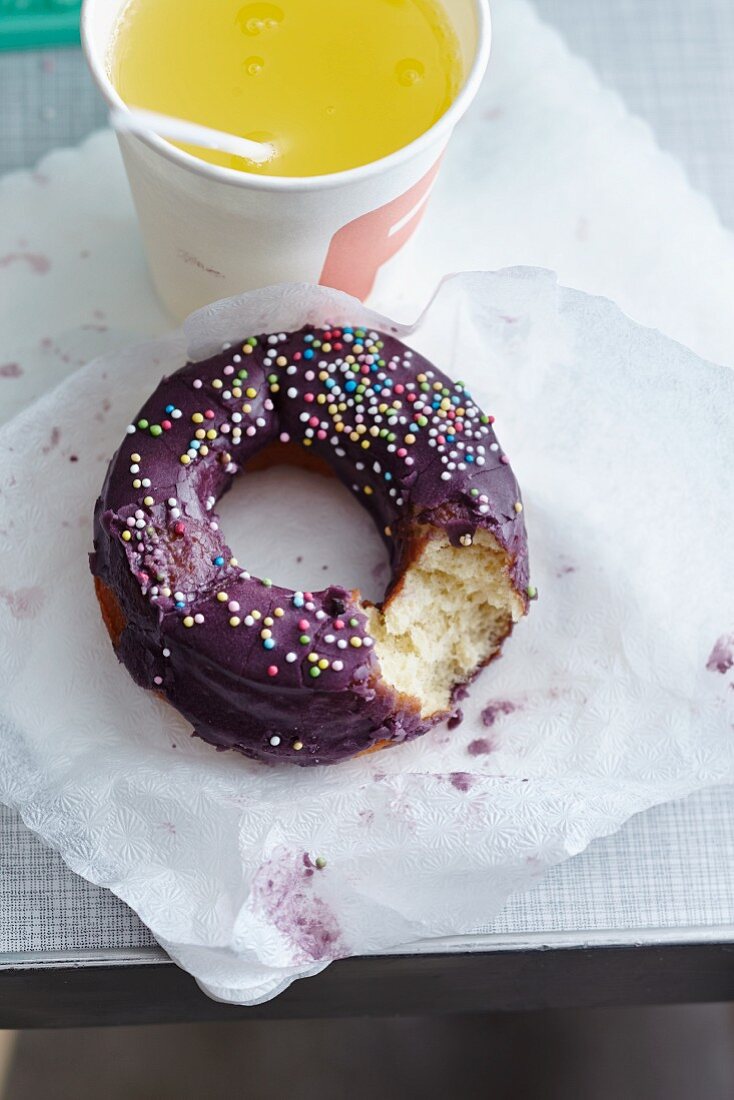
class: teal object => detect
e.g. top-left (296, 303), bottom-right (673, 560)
top-left (0, 0), bottom-right (81, 51)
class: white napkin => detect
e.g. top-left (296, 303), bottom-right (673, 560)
top-left (392, 0), bottom-right (734, 366)
top-left (0, 271), bottom-right (732, 1004)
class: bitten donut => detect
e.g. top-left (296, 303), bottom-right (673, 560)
top-left (91, 325), bottom-right (531, 765)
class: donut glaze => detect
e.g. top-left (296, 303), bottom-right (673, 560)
top-left (91, 325), bottom-right (530, 765)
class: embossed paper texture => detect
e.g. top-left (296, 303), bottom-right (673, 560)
top-left (0, 270), bottom-right (732, 1003)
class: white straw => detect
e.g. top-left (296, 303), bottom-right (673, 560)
top-left (110, 107), bottom-right (275, 165)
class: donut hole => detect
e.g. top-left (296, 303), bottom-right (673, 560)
top-left (368, 529), bottom-right (524, 718)
top-left (216, 462), bottom-right (390, 602)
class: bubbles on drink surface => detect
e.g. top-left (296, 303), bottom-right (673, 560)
top-left (396, 59), bottom-right (425, 88)
top-left (244, 56), bottom-right (265, 76)
top-left (237, 3), bottom-right (285, 36)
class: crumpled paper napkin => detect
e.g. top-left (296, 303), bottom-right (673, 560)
top-left (0, 269), bottom-right (732, 1004)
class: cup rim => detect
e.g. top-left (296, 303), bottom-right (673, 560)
top-left (81, 0), bottom-right (491, 193)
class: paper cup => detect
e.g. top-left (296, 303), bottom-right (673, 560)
top-left (82, 0), bottom-right (491, 320)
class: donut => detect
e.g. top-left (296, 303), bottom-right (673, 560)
top-left (91, 325), bottom-right (531, 765)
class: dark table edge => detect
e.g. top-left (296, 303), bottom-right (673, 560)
top-left (2, 942), bottom-right (734, 1027)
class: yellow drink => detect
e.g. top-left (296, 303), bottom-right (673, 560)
top-left (111, 0), bottom-right (463, 177)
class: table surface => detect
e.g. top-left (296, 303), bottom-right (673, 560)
top-left (2, 0), bottom-right (734, 1024)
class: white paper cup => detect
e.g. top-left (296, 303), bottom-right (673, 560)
top-left (82, 0), bottom-right (491, 320)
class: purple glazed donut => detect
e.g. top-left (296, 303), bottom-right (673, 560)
top-left (91, 324), bottom-right (531, 766)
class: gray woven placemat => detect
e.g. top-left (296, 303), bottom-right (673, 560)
top-left (4, 786), bottom-right (734, 956)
